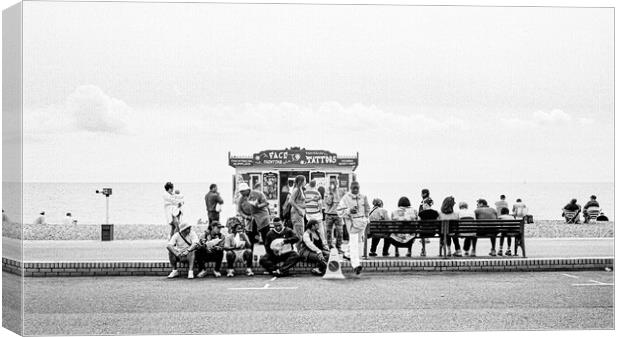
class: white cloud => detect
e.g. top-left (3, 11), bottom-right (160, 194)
top-left (180, 102), bottom-right (468, 138)
top-left (532, 109), bottom-right (572, 124)
top-left (24, 85), bottom-right (131, 138)
top-left (66, 85), bottom-right (130, 134)
top-left (578, 117), bottom-right (595, 125)
top-left (501, 109), bottom-right (594, 129)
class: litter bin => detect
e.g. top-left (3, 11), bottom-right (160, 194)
top-left (101, 224), bottom-right (114, 241)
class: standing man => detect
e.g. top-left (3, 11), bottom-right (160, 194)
top-left (249, 183), bottom-right (271, 243)
top-left (494, 195), bottom-right (509, 214)
top-left (205, 184), bottom-right (224, 228)
top-left (304, 180), bottom-right (325, 243)
top-left (324, 182), bottom-right (345, 254)
top-left (337, 181), bottom-right (370, 275)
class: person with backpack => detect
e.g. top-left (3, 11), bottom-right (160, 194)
top-left (166, 221), bottom-right (199, 279)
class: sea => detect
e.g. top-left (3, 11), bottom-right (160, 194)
top-left (2, 182), bottom-right (613, 225)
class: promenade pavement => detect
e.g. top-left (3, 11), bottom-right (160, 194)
top-left (2, 237), bottom-right (614, 261)
top-left (11, 270), bottom-right (614, 334)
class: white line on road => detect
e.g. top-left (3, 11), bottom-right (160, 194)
top-left (228, 286), bottom-right (299, 290)
top-left (589, 280), bottom-right (609, 285)
top-left (571, 283), bottom-right (614, 286)
top-left (561, 273), bottom-right (579, 279)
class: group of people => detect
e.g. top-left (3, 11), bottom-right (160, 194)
top-left (368, 193), bottom-right (529, 258)
top-left (163, 179), bottom-right (607, 279)
top-left (235, 176), bottom-right (370, 276)
top-left (561, 195), bottom-right (608, 224)
top-left (31, 211), bottom-right (77, 225)
top-left (163, 177), bottom-right (372, 278)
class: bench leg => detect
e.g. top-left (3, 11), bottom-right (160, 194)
top-left (520, 234), bottom-right (526, 258)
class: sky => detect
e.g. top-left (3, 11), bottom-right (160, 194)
top-left (17, 2), bottom-right (614, 183)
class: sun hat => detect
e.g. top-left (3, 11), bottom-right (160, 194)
top-left (238, 183), bottom-right (250, 191)
top-left (179, 222), bottom-right (191, 232)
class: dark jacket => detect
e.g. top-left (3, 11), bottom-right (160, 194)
top-left (264, 228), bottom-right (299, 256)
top-left (418, 209), bottom-right (439, 220)
top-left (205, 191), bottom-right (224, 212)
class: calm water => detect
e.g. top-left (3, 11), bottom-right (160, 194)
top-left (2, 182), bottom-right (614, 225)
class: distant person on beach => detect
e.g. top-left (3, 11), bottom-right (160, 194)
top-left (304, 180), bottom-right (325, 243)
top-left (259, 217), bottom-right (301, 276)
top-left (62, 212), bottom-right (77, 225)
top-left (512, 199), bottom-right (529, 220)
top-left (224, 221), bottom-right (254, 277)
top-left (474, 199), bottom-right (499, 256)
top-left (458, 202), bottom-right (477, 257)
top-left (337, 181), bottom-right (370, 275)
top-left (205, 184), bottom-right (224, 226)
top-left (289, 175), bottom-right (307, 242)
top-left (418, 198), bottom-right (439, 257)
top-left (249, 183), bottom-right (271, 244)
top-left (324, 181), bottom-right (345, 254)
top-left (495, 195), bottom-right (509, 214)
top-left (368, 198), bottom-right (389, 257)
top-left (34, 211), bottom-right (47, 225)
top-left (439, 196), bottom-right (462, 257)
top-left (388, 197), bottom-right (417, 257)
top-left (299, 219), bottom-right (330, 276)
top-left (497, 208), bottom-right (514, 256)
top-left (2, 209), bottom-right (8, 224)
top-left (562, 199), bottom-right (581, 224)
top-left (195, 221), bottom-right (225, 278)
top-left (166, 221), bottom-right (199, 279)
top-left (163, 182), bottom-right (182, 237)
top-left (583, 195), bottom-right (600, 223)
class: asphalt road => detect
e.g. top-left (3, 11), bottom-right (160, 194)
top-left (13, 270), bottom-right (614, 335)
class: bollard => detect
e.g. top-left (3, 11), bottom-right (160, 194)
top-left (101, 224), bottom-right (114, 241)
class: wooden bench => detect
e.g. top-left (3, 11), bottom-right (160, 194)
top-left (366, 219), bottom-right (526, 258)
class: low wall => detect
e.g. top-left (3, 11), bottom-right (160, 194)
top-left (2, 220), bottom-right (614, 240)
top-left (2, 257), bottom-right (614, 277)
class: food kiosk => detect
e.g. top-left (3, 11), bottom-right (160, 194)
top-left (228, 147), bottom-right (359, 217)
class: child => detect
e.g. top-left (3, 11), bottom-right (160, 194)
top-left (498, 207), bottom-right (514, 256)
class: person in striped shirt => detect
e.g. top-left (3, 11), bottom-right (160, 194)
top-left (305, 179), bottom-right (326, 243)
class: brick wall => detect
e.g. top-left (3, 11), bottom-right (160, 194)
top-left (2, 257), bottom-right (613, 277)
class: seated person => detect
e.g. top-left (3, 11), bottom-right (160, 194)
top-left (166, 221), bottom-right (199, 279)
top-left (299, 219), bottom-right (330, 276)
top-left (417, 198), bottom-right (439, 257)
top-left (224, 222), bottom-right (254, 277)
top-left (562, 199), bottom-right (581, 223)
top-left (388, 197), bottom-right (418, 257)
top-left (497, 207), bottom-right (514, 256)
top-left (368, 198), bottom-right (390, 257)
top-left (195, 221), bottom-right (225, 278)
top-left (583, 195), bottom-right (600, 223)
top-left (458, 202), bottom-right (477, 257)
top-left (259, 217), bottom-right (300, 276)
top-left (474, 199), bottom-right (499, 256)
